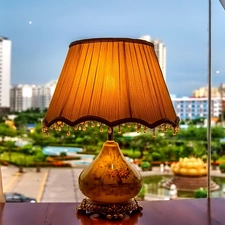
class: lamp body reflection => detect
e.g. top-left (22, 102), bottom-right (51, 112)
top-left (77, 211), bottom-right (143, 225)
top-left (42, 38), bottom-right (179, 219)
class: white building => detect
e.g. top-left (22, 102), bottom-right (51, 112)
top-left (37, 80), bottom-right (57, 111)
top-left (10, 84), bottom-right (36, 112)
top-left (139, 35), bottom-right (166, 81)
top-left (10, 80), bottom-right (57, 112)
top-left (172, 96), bottom-right (224, 120)
top-left (0, 37), bottom-right (11, 113)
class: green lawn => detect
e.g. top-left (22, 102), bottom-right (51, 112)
top-left (218, 156), bottom-right (225, 164)
top-left (121, 149), bottom-right (141, 158)
top-left (0, 152), bottom-right (36, 166)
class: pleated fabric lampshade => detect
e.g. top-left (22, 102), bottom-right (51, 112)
top-left (43, 38), bottom-right (179, 130)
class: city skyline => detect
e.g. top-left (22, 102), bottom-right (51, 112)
top-left (1, 0), bottom-right (225, 97)
top-left (9, 82), bottom-right (225, 121)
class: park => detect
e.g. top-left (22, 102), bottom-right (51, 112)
top-left (0, 110), bottom-right (225, 201)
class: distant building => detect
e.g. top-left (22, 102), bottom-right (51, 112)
top-left (10, 80), bottom-right (57, 112)
top-left (192, 84), bottom-right (225, 114)
top-left (36, 80), bottom-right (57, 111)
top-left (172, 96), bottom-right (224, 120)
top-left (0, 37), bottom-right (11, 114)
top-left (10, 84), bottom-right (37, 112)
top-left (192, 85), bottom-right (225, 98)
top-left (139, 35), bottom-right (166, 81)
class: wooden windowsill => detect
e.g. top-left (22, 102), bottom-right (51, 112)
top-left (0, 198), bottom-right (225, 225)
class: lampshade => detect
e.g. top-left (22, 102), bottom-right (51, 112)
top-left (42, 37), bottom-right (179, 220)
top-left (42, 38), bottom-right (179, 131)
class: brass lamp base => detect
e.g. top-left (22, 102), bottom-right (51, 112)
top-left (77, 198), bottom-right (143, 220)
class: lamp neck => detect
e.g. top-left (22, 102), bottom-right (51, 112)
top-left (107, 127), bottom-right (114, 141)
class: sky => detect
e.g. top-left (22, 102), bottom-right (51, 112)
top-left (1, 0), bottom-right (225, 97)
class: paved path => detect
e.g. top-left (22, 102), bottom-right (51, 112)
top-left (1, 166), bottom-right (85, 202)
top-left (41, 168), bottom-right (85, 202)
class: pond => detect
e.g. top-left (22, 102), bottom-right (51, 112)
top-left (143, 175), bottom-right (225, 199)
top-left (42, 146), bottom-right (83, 156)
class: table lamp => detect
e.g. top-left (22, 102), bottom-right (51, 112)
top-left (42, 38), bottom-right (179, 219)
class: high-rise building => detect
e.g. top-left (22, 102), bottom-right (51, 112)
top-left (10, 81), bottom-right (57, 112)
top-left (10, 84), bottom-right (36, 112)
top-left (36, 80), bottom-right (57, 111)
top-left (139, 35), bottom-right (166, 80)
top-left (0, 37), bottom-right (11, 114)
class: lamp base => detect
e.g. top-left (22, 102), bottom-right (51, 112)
top-left (77, 198), bottom-right (143, 220)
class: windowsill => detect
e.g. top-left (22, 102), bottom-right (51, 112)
top-left (0, 198), bottom-right (225, 224)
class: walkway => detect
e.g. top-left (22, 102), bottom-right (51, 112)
top-left (1, 166), bottom-right (85, 202)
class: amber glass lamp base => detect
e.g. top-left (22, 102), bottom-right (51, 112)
top-left (76, 140), bottom-right (143, 219)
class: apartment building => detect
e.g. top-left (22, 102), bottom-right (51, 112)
top-left (0, 37), bottom-right (11, 114)
top-left (10, 80), bottom-right (57, 112)
top-left (172, 96), bottom-right (224, 120)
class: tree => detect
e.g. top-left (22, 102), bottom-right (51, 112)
top-left (188, 117), bottom-right (205, 126)
top-left (33, 148), bottom-right (46, 172)
top-left (13, 110), bottom-right (45, 130)
top-left (130, 134), bottom-right (151, 158)
top-left (211, 126), bottom-right (225, 140)
top-left (0, 146), bottom-right (4, 160)
top-left (0, 123), bottom-right (17, 143)
top-left (211, 153), bottom-right (219, 170)
top-left (130, 133), bottom-right (167, 159)
top-left (176, 126), bottom-right (207, 141)
top-left (28, 124), bottom-right (57, 146)
top-left (4, 140), bottom-right (16, 161)
top-left (20, 144), bottom-right (33, 167)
